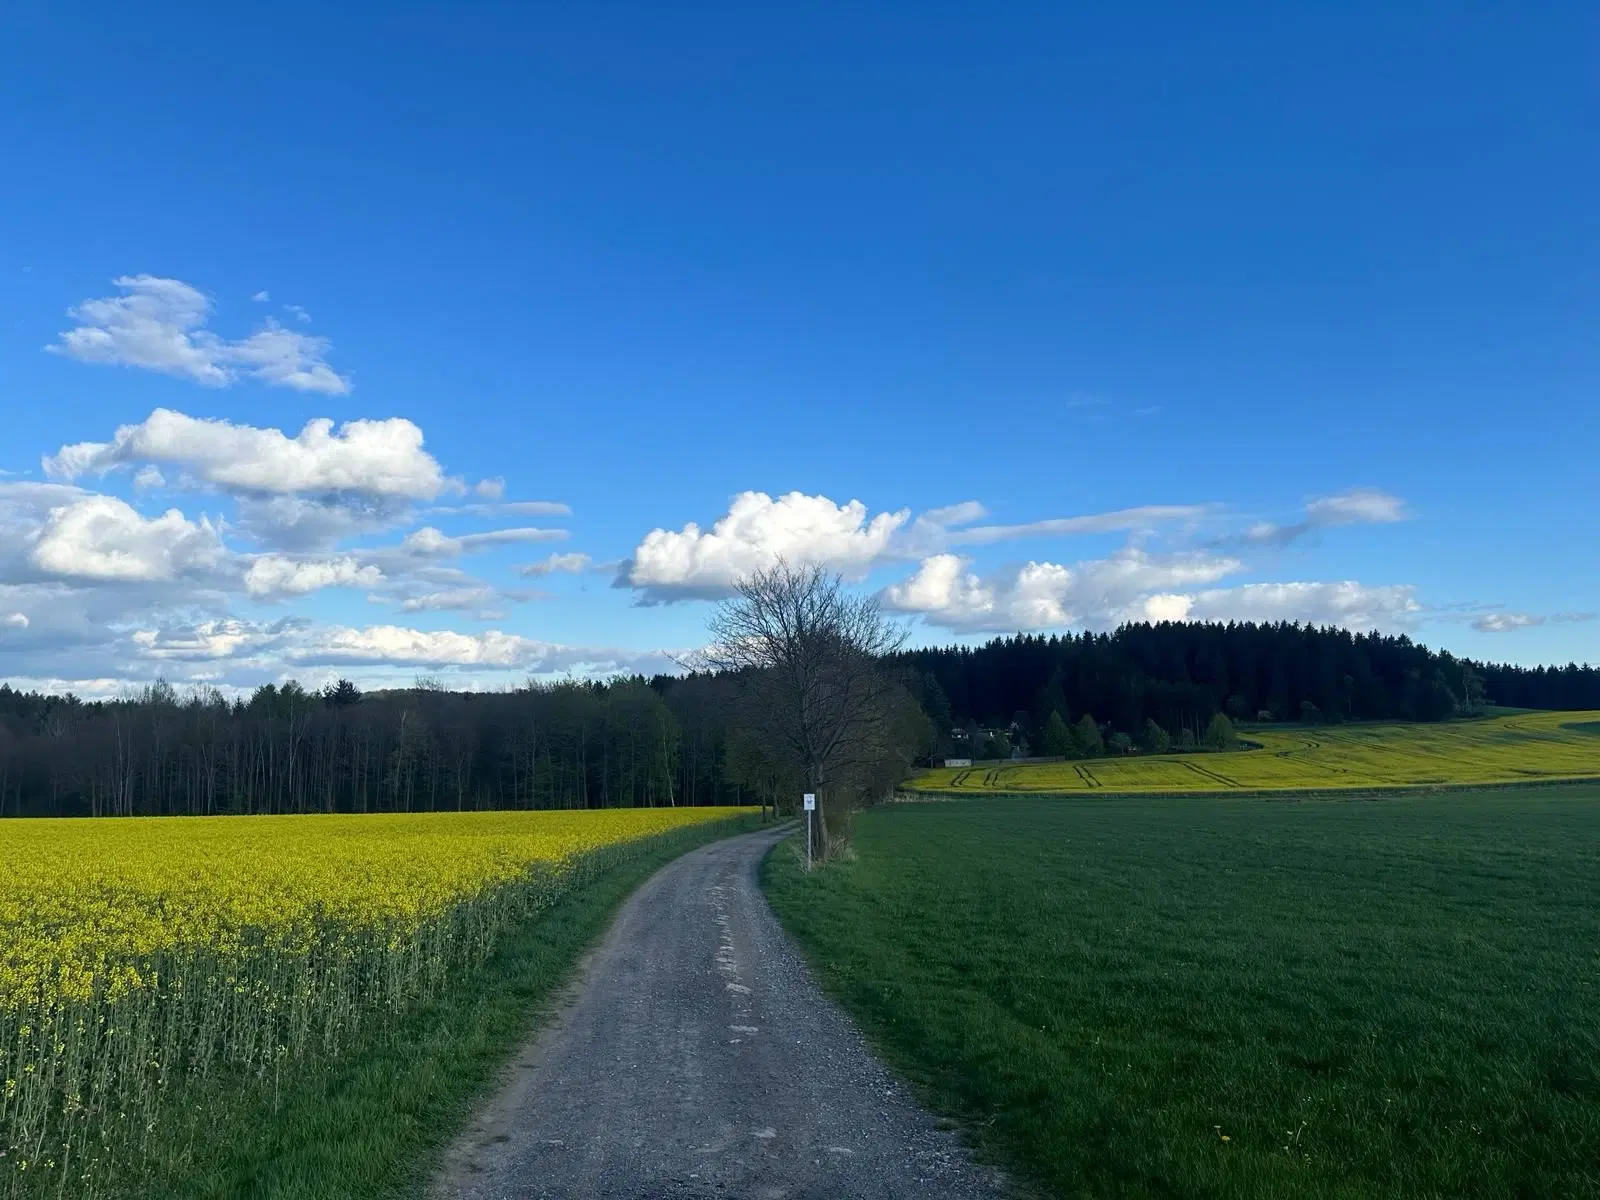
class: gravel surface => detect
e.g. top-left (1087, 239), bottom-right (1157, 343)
top-left (433, 823), bottom-right (1008, 1200)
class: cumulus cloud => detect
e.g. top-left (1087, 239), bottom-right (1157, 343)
top-left (620, 492), bottom-right (1218, 602)
top-left (886, 550), bottom-right (1422, 633)
top-left (3, 612), bottom-right (28, 628)
top-left (401, 526), bottom-right (567, 557)
top-left (1163, 582), bottom-right (1423, 630)
top-left (623, 491), bottom-right (912, 600)
top-left (49, 276), bottom-right (350, 394)
top-left (133, 619), bottom-right (271, 661)
top-left (518, 551), bottom-right (593, 577)
top-left (882, 548), bottom-right (1243, 632)
top-left (29, 495), bottom-right (227, 583)
top-left (244, 555), bottom-right (383, 598)
top-left (1244, 488), bottom-right (1408, 547)
top-left (46, 409), bottom-right (447, 499)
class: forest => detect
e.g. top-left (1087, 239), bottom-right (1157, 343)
top-left (905, 622), bottom-right (1600, 756)
top-left (0, 620), bottom-right (1595, 818)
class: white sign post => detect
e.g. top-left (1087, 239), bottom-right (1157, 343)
top-left (803, 793), bottom-right (816, 870)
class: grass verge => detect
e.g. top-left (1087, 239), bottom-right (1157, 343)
top-left (762, 789), bottom-right (1600, 1198)
top-left (132, 812), bottom-right (762, 1199)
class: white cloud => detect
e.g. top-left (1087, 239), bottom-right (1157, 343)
top-left (402, 525), bottom-right (568, 557)
top-left (431, 499), bottom-right (572, 518)
top-left (518, 551), bottom-right (593, 577)
top-left (880, 554), bottom-right (996, 623)
top-left (132, 466), bottom-right (166, 490)
top-left (274, 624), bottom-right (672, 675)
top-left (625, 491), bottom-right (911, 599)
top-left (944, 504), bottom-right (1209, 549)
top-left (1245, 488), bottom-right (1408, 547)
top-left (49, 276), bottom-right (227, 385)
top-left (244, 554), bottom-right (383, 598)
top-left (1305, 488), bottom-right (1407, 526)
top-left (395, 587), bottom-right (499, 613)
top-left (46, 409), bottom-right (448, 499)
top-left (283, 303), bottom-right (312, 324)
top-left (49, 276), bottom-right (350, 394)
top-left (252, 291), bottom-right (270, 302)
top-left (1471, 610), bottom-right (1596, 633)
top-left (475, 477), bottom-right (505, 499)
top-left (2, 612), bottom-right (27, 628)
top-left (296, 626), bottom-right (533, 667)
top-left (621, 493), bottom-right (1219, 601)
top-left (1472, 611), bottom-right (1542, 633)
top-left (1178, 582), bottom-right (1423, 630)
top-left (225, 321), bottom-right (347, 394)
top-left (29, 495), bottom-right (226, 582)
top-left (133, 619), bottom-right (269, 661)
top-left (882, 548), bottom-right (1243, 632)
top-left (0, 676), bottom-right (130, 700)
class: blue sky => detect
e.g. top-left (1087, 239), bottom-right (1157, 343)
top-left (0, 2), bottom-right (1594, 694)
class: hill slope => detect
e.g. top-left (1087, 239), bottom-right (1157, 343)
top-left (909, 711), bottom-right (1600, 795)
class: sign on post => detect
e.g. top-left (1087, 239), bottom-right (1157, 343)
top-left (803, 793), bottom-right (816, 870)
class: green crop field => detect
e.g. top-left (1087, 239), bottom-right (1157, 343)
top-left (910, 710), bottom-right (1600, 795)
top-left (764, 788), bottom-right (1600, 1199)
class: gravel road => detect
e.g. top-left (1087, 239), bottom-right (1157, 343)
top-left (433, 823), bottom-right (1007, 1200)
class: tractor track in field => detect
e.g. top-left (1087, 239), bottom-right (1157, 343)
top-left (433, 824), bottom-right (1006, 1200)
top-left (1179, 760), bottom-right (1243, 788)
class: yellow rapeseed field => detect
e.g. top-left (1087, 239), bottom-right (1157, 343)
top-left (0, 807), bottom-right (746, 1198)
top-left (909, 711), bottom-right (1600, 795)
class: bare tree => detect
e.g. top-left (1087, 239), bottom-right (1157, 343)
top-left (702, 560), bottom-right (908, 861)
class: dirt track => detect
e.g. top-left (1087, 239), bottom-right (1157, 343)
top-left (433, 823), bottom-right (1005, 1200)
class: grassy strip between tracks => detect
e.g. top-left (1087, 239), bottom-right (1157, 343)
top-left (763, 789), bottom-right (1600, 1199)
top-left (123, 811), bottom-right (763, 1200)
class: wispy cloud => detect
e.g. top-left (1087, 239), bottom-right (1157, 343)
top-left (1240, 488), bottom-right (1408, 548)
top-left (401, 526), bottom-right (568, 557)
top-left (50, 276), bottom-right (350, 394)
top-left (518, 551), bottom-right (594, 578)
top-left (946, 504), bottom-right (1208, 548)
top-left (428, 499), bottom-right (572, 518)
top-left (1472, 610), bottom-right (1596, 633)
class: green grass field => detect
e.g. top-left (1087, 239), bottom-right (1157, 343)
top-left (910, 710), bottom-right (1600, 795)
top-left (764, 789), bottom-right (1600, 1199)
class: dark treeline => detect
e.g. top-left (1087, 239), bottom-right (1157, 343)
top-left (2, 621), bottom-right (1595, 817)
top-left (0, 674), bottom-right (824, 819)
top-left (902, 622), bottom-right (1600, 756)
